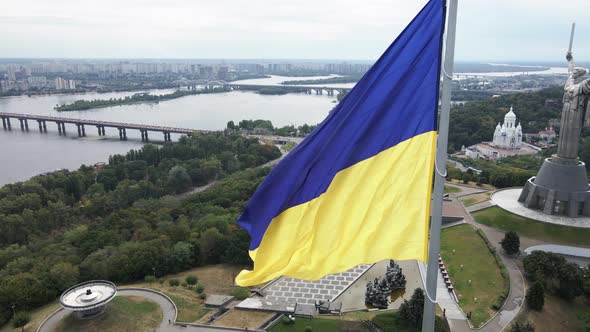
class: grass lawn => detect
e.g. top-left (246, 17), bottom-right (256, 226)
top-left (53, 296), bottom-right (162, 332)
top-left (440, 224), bottom-right (508, 328)
top-left (123, 264), bottom-right (243, 322)
top-left (371, 312), bottom-right (446, 332)
top-left (270, 317), bottom-right (340, 332)
top-left (473, 207), bottom-right (590, 247)
top-left (514, 294), bottom-right (590, 332)
top-left (0, 302), bottom-right (60, 332)
top-left (444, 185), bottom-right (462, 194)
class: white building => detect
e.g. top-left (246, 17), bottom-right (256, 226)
top-left (492, 106), bottom-right (523, 149)
top-left (465, 107), bottom-right (538, 160)
top-left (54, 77), bottom-right (76, 90)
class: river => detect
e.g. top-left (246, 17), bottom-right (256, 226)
top-left (0, 66), bottom-right (570, 186)
top-left (0, 75), bottom-right (339, 186)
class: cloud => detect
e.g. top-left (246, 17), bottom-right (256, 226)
top-left (1, 0), bottom-right (589, 61)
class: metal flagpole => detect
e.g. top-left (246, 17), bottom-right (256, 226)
top-left (422, 0), bottom-right (458, 331)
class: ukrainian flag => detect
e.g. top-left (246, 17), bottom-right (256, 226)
top-left (236, 0), bottom-right (445, 286)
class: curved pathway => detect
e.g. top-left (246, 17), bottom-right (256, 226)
top-left (442, 193), bottom-right (527, 332)
top-left (37, 288), bottom-right (258, 332)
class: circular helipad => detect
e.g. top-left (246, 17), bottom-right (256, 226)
top-left (60, 280), bottom-right (117, 318)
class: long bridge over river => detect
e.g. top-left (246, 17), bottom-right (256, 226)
top-left (179, 80), bottom-right (352, 96)
top-left (0, 112), bottom-right (200, 141)
top-left (223, 83), bottom-right (351, 96)
top-left (0, 112), bottom-right (303, 144)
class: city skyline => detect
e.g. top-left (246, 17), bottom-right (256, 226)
top-left (2, 0), bottom-right (590, 61)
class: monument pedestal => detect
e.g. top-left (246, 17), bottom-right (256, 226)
top-left (519, 156), bottom-right (590, 217)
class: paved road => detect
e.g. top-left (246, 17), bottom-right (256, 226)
top-left (438, 197), bottom-right (527, 332)
top-left (466, 200), bottom-right (495, 213)
top-left (458, 198), bottom-right (527, 332)
top-left (180, 144), bottom-right (288, 199)
top-left (445, 182), bottom-right (490, 198)
top-left (37, 288), bottom-right (261, 332)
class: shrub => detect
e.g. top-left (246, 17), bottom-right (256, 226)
top-left (281, 316), bottom-right (294, 325)
top-left (199, 293), bottom-right (206, 300)
top-left (11, 311), bottom-right (31, 330)
top-left (398, 288), bottom-right (425, 328)
top-left (181, 282), bottom-right (188, 288)
top-left (144, 275), bottom-right (156, 283)
top-left (195, 284), bottom-right (205, 294)
top-left (169, 279), bottom-right (180, 287)
top-left (511, 322), bottom-right (535, 332)
top-left (304, 326), bottom-right (313, 332)
top-left (500, 231), bottom-right (520, 255)
top-left (526, 282), bottom-right (544, 311)
top-left (185, 275), bottom-right (198, 286)
top-left (230, 287), bottom-right (251, 300)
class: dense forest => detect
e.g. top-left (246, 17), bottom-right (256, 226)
top-left (0, 132), bottom-right (281, 326)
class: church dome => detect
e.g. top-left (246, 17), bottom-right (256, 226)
top-left (505, 106), bottom-right (516, 120)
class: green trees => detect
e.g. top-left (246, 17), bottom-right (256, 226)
top-left (167, 166), bottom-right (192, 194)
top-left (523, 251), bottom-right (585, 302)
top-left (511, 322), bottom-right (535, 332)
top-left (54, 88), bottom-right (230, 111)
top-left (48, 262), bottom-right (79, 293)
top-left (500, 231), bottom-right (520, 255)
top-left (172, 242), bottom-right (194, 272)
top-left (0, 130), bottom-right (280, 326)
top-left (200, 228), bottom-right (227, 264)
top-left (398, 288), bottom-right (425, 328)
top-left (185, 275), bottom-right (198, 287)
top-left (230, 287), bottom-right (251, 300)
top-left (526, 282), bottom-right (544, 311)
top-left (11, 311), bottom-right (31, 331)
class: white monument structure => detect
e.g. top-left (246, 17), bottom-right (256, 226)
top-left (59, 280), bottom-right (117, 319)
top-left (492, 107), bottom-right (523, 149)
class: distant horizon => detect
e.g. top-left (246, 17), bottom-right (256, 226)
top-left (0, 57), bottom-right (582, 67)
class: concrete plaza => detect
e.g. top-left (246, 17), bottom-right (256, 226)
top-left (491, 188), bottom-right (590, 228)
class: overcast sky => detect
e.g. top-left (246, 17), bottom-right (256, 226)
top-left (1, 0), bottom-right (590, 62)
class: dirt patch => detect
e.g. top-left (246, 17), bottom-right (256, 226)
top-left (514, 294), bottom-right (588, 332)
top-left (123, 264), bottom-right (243, 323)
top-left (212, 309), bottom-right (275, 330)
top-left (460, 192), bottom-right (491, 206)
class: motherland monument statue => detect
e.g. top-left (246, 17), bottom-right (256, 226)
top-left (519, 23), bottom-right (590, 217)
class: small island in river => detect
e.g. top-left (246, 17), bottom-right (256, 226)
top-left (54, 87), bottom-right (230, 111)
